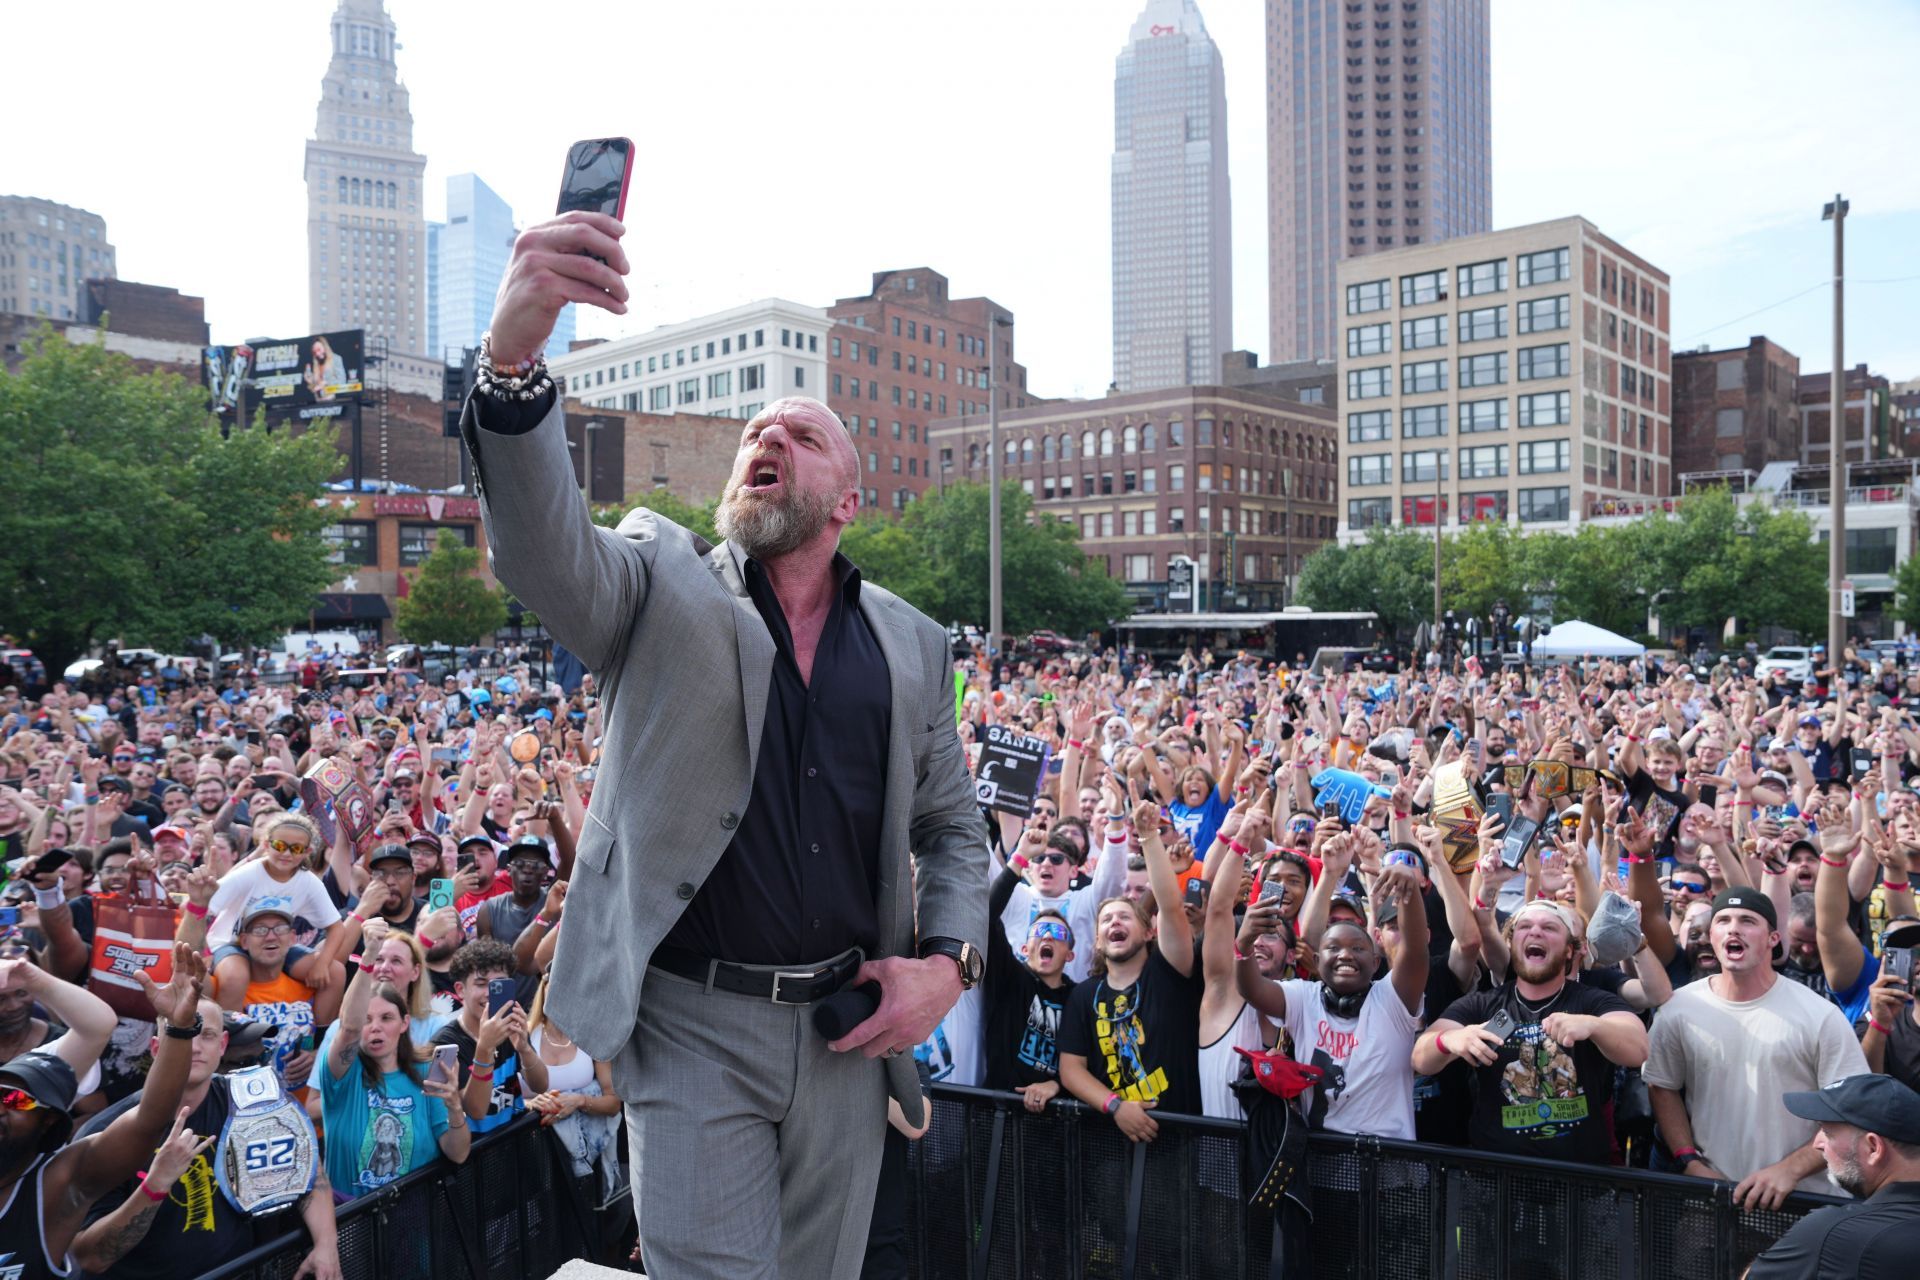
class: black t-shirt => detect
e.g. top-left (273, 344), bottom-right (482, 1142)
top-left (983, 869), bottom-right (1076, 1090)
top-left (1412, 959), bottom-right (1471, 1147)
top-left (1439, 979), bottom-right (1636, 1166)
top-left (1625, 768), bottom-right (1687, 858)
top-left (1058, 945), bottom-right (1204, 1115)
top-left (1576, 964), bottom-right (1628, 998)
top-left (1882, 1009), bottom-right (1920, 1094)
top-left (79, 1078), bottom-right (261, 1280)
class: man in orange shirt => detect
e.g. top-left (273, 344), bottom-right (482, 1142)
top-left (213, 905), bottom-right (322, 1098)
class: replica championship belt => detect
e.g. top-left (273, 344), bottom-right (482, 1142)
top-left (216, 1065), bottom-right (320, 1214)
top-left (299, 757), bottom-right (377, 848)
top-left (1430, 759), bottom-right (1485, 874)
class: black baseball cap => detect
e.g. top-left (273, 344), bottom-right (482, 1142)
top-left (1783, 1073), bottom-right (1920, 1144)
top-left (506, 836), bottom-right (550, 865)
top-left (0, 1050), bottom-right (77, 1150)
top-left (365, 843), bottom-right (412, 869)
top-left (456, 834), bottom-right (494, 850)
top-left (1710, 887), bottom-right (1777, 930)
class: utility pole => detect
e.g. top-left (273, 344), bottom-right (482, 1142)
top-left (1823, 195), bottom-right (1848, 666)
top-left (1432, 467), bottom-right (1443, 635)
top-left (985, 314), bottom-right (1009, 664)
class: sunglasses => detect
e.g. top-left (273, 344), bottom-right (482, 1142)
top-left (1029, 920), bottom-right (1074, 947)
top-left (1033, 852), bottom-right (1070, 867)
top-left (0, 1089), bottom-right (41, 1113)
top-left (266, 838), bottom-right (310, 855)
top-left (1672, 880), bottom-right (1709, 895)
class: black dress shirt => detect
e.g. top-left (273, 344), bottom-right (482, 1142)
top-left (467, 388), bottom-right (892, 965)
top-left (663, 555), bottom-right (891, 964)
top-left (1744, 1179), bottom-right (1920, 1279)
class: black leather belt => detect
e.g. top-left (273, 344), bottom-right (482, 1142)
top-left (649, 945), bottom-right (861, 1005)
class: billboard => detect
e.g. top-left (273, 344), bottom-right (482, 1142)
top-left (203, 330), bottom-right (365, 417)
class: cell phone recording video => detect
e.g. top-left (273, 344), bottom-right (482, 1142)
top-left (426, 1042), bottom-right (461, 1087)
top-left (556, 138), bottom-right (633, 262)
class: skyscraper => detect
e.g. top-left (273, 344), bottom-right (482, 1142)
top-left (1111, 0), bottom-right (1232, 394)
top-left (0, 197), bottom-right (113, 320)
top-left (428, 175), bottom-right (575, 363)
top-left (1267, 0), bottom-right (1491, 363)
top-left (303, 0), bottom-right (428, 356)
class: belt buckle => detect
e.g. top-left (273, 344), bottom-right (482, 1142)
top-left (771, 969), bottom-right (821, 1005)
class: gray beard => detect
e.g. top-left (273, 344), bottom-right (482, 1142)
top-left (715, 480), bottom-right (837, 561)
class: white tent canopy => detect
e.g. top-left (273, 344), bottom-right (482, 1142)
top-left (1529, 619), bottom-right (1645, 659)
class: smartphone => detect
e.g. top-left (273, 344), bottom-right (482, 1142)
top-left (556, 138), bottom-right (634, 240)
top-left (431, 747), bottom-right (458, 764)
top-left (1851, 749), bottom-right (1875, 781)
top-left (31, 849), bottom-right (73, 879)
top-left (427, 878), bottom-right (455, 913)
top-left (0, 908), bottom-right (19, 928)
top-left (1183, 880), bottom-right (1209, 910)
top-left (486, 977), bottom-right (516, 1017)
top-left (1500, 813), bottom-right (1540, 870)
top-left (1482, 1008), bottom-right (1516, 1043)
top-left (426, 1042), bottom-right (461, 1087)
top-left (1889, 947), bottom-right (1915, 986)
top-left (1485, 791), bottom-right (1515, 830)
top-left (1696, 783), bottom-right (1718, 809)
top-left (298, 1032), bottom-right (316, 1054)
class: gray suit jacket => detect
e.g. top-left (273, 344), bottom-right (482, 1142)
top-left (461, 397), bottom-right (985, 1124)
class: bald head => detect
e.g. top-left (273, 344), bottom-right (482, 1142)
top-left (746, 397), bottom-right (859, 489)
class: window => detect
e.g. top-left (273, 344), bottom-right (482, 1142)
top-left (1517, 486), bottom-right (1570, 522)
top-left (1400, 269), bottom-right (1445, 307)
top-left (1141, 423), bottom-right (1157, 451)
top-left (1124, 554), bottom-right (1152, 582)
top-left (1100, 428), bottom-right (1115, 456)
top-left (741, 364), bottom-right (765, 392)
top-left (649, 385), bottom-right (671, 411)
top-left (1517, 247), bottom-right (1571, 287)
top-left (1197, 464), bottom-right (1213, 492)
top-left (1060, 433), bottom-right (1074, 460)
top-left (1844, 527), bottom-right (1899, 576)
top-left (1348, 497), bottom-right (1392, 530)
top-left (1099, 513), bottom-right (1114, 537)
top-left (1458, 443), bottom-right (1508, 478)
top-left (1142, 510), bottom-right (1157, 535)
top-left (1142, 467), bottom-right (1157, 493)
top-left (324, 520), bottom-right (376, 566)
top-left (1401, 359), bottom-right (1447, 395)
top-left (1198, 418), bottom-right (1214, 445)
top-left (1457, 259), bottom-right (1507, 297)
top-left (1169, 420), bottom-right (1184, 445)
top-left (1402, 449), bottom-right (1447, 483)
top-left (707, 370), bottom-right (731, 398)
top-left (1401, 314), bottom-right (1448, 350)
top-left (1348, 410), bottom-right (1390, 443)
top-left (399, 523), bottom-right (474, 566)
top-left (677, 377), bottom-right (700, 405)
top-left (1517, 295), bottom-right (1570, 334)
top-left (1347, 366), bottom-right (1391, 399)
top-left (1347, 323), bottom-right (1391, 357)
top-left (1716, 407), bottom-right (1745, 437)
top-left (1517, 343), bottom-right (1569, 381)
top-left (1518, 439), bottom-right (1570, 474)
top-left (1459, 352), bottom-right (1508, 387)
top-left (1458, 305), bottom-right (1506, 343)
top-left (1169, 464), bottom-right (1186, 491)
top-left (1454, 491), bottom-right (1506, 524)
top-left (1402, 404), bottom-right (1446, 438)
top-left (1122, 511), bottom-right (1138, 536)
top-left (1346, 279), bottom-right (1390, 314)
top-left (1458, 398), bottom-right (1507, 434)
top-left (1169, 507), bottom-right (1186, 533)
top-left (1518, 390), bottom-right (1570, 427)
top-left (1348, 453), bottom-right (1391, 486)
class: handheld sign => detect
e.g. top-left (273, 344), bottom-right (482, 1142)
top-left (975, 725), bottom-right (1052, 816)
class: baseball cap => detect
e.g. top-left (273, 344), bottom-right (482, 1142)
top-left (1372, 894), bottom-right (1400, 926)
top-left (456, 833), bottom-right (495, 851)
top-left (152, 824), bottom-right (190, 846)
top-left (0, 1051), bottom-right (77, 1149)
top-left (365, 843), bottom-right (412, 868)
top-left (405, 832), bottom-right (441, 853)
top-left (1329, 893), bottom-right (1368, 926)
top-left (1710, 886), bottom-right (1777, 930)
top-left (391, 768), bottom-right (417, 782)
top-left (1783, 1073), bottom-right (1920, 1145)
top-left (1798, 713), bottom-right (1822, 727)
top-left (506, 835), bottom-right (551, 865)
top-left (97, 776), bottom-right (131, 795)
top-left (238, 903), bottom-right (295, 931)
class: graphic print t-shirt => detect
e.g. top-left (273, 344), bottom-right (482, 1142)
top-left (319, 1057), bottom-right (449, 1197)
top-left (1058, 945), bottom-right (1203, 1114)
top-left (1440, 980), bottom-right (1634, 1166)
top-left (1277, 978), bottom-right (1422, 1140)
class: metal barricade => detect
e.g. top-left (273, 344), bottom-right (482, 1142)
top-left (907, 1083), bottom-right (1843, 1280)
top-left (200, 1115), bottom-right (609, 1280)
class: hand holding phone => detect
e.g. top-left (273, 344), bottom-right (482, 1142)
top-left (427, 878), bottom-right (455, 913)
top-left (489, 139), bottom-right (634, 367)
top-left (426, 1043), bottom-right (461, 1087)
top-left (486, 977), bottom-right (516, 1018)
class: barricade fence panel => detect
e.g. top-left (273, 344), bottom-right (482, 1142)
top-left (908, 1084), bottom-right (1843, 1280)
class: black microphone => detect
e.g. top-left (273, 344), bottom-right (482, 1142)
top-left (812, 981), bottom-right (881, 1041)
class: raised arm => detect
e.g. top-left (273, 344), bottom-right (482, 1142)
top-left (1134, 800), bottom-right (1192, 976)
top-left (10, 961), bottom-right (115, 1077)
top-left (1813, 796), bottom-right (1867, 994)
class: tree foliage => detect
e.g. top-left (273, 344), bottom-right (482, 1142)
top-left (1897, 553), bottom-right (1920, 633)
top-left (1294, 487), bottom-right (1829, 643)
top-left (592, 488), bottom-right (718, 544)
top-left (0, 326), bottom-right (339, 673)
top-left (394, 530), bottom-right (508, 646)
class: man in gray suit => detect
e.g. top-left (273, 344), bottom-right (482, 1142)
top-left (459, 208), bottom-right (987, 1279)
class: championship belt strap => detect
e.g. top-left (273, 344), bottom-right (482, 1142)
top-left (1430, 760), bottom-right (1485, 874)
top-left (215, 1065), bottom-right (319, 1215)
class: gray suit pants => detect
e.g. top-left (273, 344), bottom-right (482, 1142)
top-left (620, 967), bottom-right (889, 1279)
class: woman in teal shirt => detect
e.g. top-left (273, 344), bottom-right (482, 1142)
top-left (322, 923), bottom-right (471, 1199)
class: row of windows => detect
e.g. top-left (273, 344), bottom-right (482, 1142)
top-left (1346, 345), bottom-right (1569, 399)
top-left (581, 329), bottom-right (826, 386)
top-left (969, 456), bottom-right (1335, 504)
top-left (957, 421), bottom-right (1335, 465)
top-left (1346, 296), bottom-right (1569, 356)
top-left (325, 521), bottom-right (474, 568)
top-left (1345, 247), bottom-right (1573, 316)
top-left (1347, 487), bottom-right (1571, 529)
top-left (1345, 438), bottom-right (1571, 486)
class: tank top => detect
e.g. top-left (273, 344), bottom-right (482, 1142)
top-left (1198, 1001), bottom-right (1267, 1121)
top-left (531, 1028), bottom-right (596, 1093)
top-left (0, 1154), bottom-right (71, 1279)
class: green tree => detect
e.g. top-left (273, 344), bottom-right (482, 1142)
top-left (901, 481), bottom-right (1131, 637)
top-left (1541, 523), bottom-right (1649, 637)
top-left (1636, 488), bottom-right (1824, 640)
top-left (1296, 527), bottom-right (1437, 638)
top-left (394, 530), bottom-right (508, 646)
top-left (1897, 553), bottom-right (1920, 633)
top-left (591, 488), bottom-right (719, 543)
top-left (0, 327), bottom-right (339, 673)
top-left (837, 514), bottom-right (941, 615)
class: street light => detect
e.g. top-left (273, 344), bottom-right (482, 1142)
top-left (982, 313), bottom-right (1013, 663)
top-left (1822, 195), bottom-right (1849, 662)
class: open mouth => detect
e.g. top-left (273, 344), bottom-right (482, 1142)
top-left (1722, 938), bottom-right (1749, 961)
top-left (1522, 941), bottom-right (1549, 963)
top-left (1038, 944), bottom-right (1055, 964)
top-left (743, 458), bottom-right (783, 492)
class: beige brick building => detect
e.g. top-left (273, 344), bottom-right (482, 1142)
top-left (1334, 215), bottom-right (1669, 539)
top-left (0, 197), bottom-right (114, 321)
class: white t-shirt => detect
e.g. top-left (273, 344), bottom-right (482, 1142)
top-left (1278, 977), bottom-right (1422, 1141)
top-left (1644, 974), bottom-right (1869, 1194)
top-left (996, 832), bottom-right (1129, 985)
top-left (206, 862), bottom-right (342, 949)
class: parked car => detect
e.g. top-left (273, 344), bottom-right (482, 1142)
top-left (1024, 630), bottom-right (1075, 656)
top-left (1755, 645), bottom-right (1814, 684)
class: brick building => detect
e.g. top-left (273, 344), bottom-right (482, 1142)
top-left (1669, 336), bottom-right (1799, 486)
top-left (1799, 364), bottom-right (1899, 467)
top-left (929, 384), bottom-right (1338, 612)
top-left (827, 268), bottom-right (1034, 512)
top-left (1219, 351), bottom-right (1336, 405)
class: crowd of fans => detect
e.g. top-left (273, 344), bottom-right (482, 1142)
top-left (1, 633), bottom-right (1918, 1275)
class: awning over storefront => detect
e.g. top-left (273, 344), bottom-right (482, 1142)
top-left (311, 592), bottom-right (392, 623)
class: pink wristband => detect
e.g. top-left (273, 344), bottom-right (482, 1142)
top-left (1010, 853), bottom-right (1030, 871)
top-left (1436, 1031), bottom-right (1452, 1057)
top-left (184, 901), bottom-right (208, 919)
top-left (1881, 880), bottom-right (1911, 892)
top-left (1868, 1018), bottom-right (1892, 1036)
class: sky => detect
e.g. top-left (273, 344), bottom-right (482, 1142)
top-left (7, 0), bottom-right (1917, 398)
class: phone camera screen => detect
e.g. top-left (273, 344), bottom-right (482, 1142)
top-left (557, 140), bottom-right (631, 216)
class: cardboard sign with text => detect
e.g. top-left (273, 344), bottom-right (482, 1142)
top-left (975, 725), bottom-right (1052, 816)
